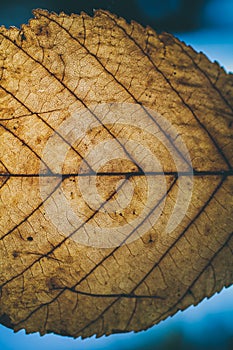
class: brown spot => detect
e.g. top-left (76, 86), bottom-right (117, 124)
top-left (47, 277), bottom-right (60, 290)
top-left (35, 24), bottom-right (50, 37)
top-left (66, 256), bottom-right (74, 264)
top-left (148, 235), bottom-right (154, 243)
top-left (204, 226), bottom-right (211, 236)
top-left (12, 251), bottom-right (18, 258)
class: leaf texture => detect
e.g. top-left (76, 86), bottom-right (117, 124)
top-left (0, 9), bottom-right (232, 338)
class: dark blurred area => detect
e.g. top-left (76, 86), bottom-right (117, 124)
top-left (129, 327), bottom-right (233, 350)
top-left (0, 0), bottom-right (210, 32)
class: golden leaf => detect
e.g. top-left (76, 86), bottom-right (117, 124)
top-left (0, 10), bottom-right (232, 338)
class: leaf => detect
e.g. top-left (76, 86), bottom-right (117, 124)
top-left (0, 9), bottom-right (232, 339)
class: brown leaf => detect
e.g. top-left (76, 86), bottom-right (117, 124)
top-left (0, 9), bottom-right (232, 338)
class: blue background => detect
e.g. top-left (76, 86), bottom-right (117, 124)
top-left (0, 0), bottom-right (232, 349)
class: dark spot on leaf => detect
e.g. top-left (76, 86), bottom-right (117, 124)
top-left (148, 235), bottom-right (154, 243)
top-left (35, 24), bottom-right (50, 37)
top-left (204, 226), bottom-right (211, 236)
top-left (27, 236), bottom-right (33, 241)
top-left (47, 277), bottom-right (60, 290)
top-left (12, 251), bottom-right (18, 258)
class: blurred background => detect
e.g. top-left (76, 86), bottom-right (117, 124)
top-left (0, 0), bottom-right (232, 349)
top-left (0, 0), bottom-right (232, 70)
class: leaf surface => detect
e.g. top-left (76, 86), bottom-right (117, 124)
top-left (0, 9), bottom-right (232, 338)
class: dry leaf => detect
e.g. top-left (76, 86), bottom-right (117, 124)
top-left (0, 9), bottom-right (232, 338)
